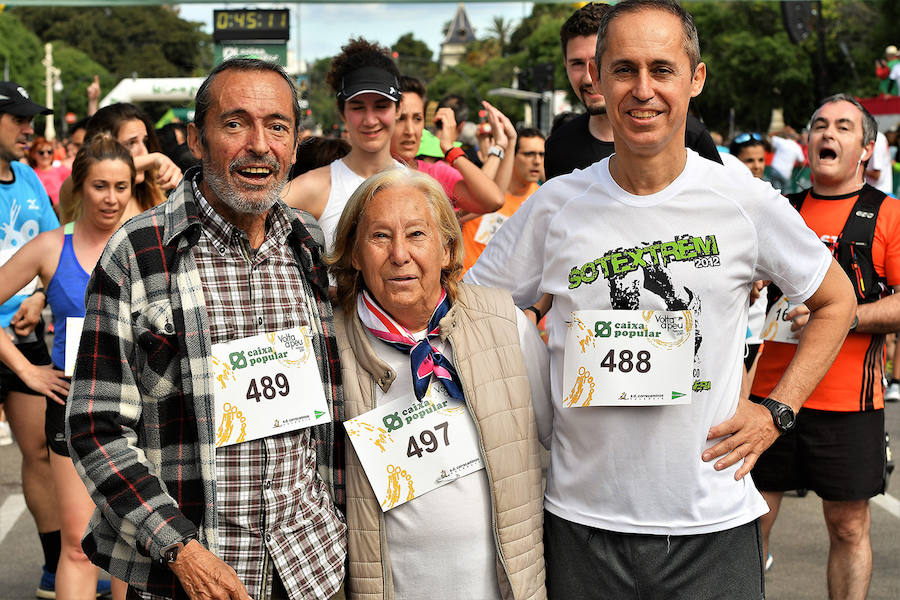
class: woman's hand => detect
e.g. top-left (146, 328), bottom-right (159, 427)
top-left (151, 153), bottom-right (183, 191)
top-left (434, 107), bottom-right (459, 154)
top-left (22, 364), bottom-right (70, 405)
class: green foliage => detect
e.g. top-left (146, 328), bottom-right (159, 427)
top-left (305, 0), bottom-right (900, 136)
top-left (488, 16), bottom-right (514, 56)
top-left (689, 2), bottom-right (814, 133)
top-left (51, 45), bottom-right (112, 128)
top-left (507, 3), bottom-right (580, 56)
top-left (9, 6), bottom-right (212, 78)
top-left (428, 56), bottom-right (524, 124)
top-left (689, 0), bottom-right (894, 133)
top-left (0, 12), bottom-right (45, 94)
top-left (307, 56), bottom-right (341, 136)
top-left (393, 33), bottom-right (438, 83)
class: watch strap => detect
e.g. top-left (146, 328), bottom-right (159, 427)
top-left (161, 535), bottom-right (196, 563)
top-left (444, 146), bottom-right (465, 164)
top-left (758, 397), bottom-right (795, 433)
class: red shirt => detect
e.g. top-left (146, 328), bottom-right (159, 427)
top-left (462, 181), bottom-right (539, 272)
top-left (752, 188), bottom-right (900, 411)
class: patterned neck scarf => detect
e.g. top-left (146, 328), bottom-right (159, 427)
top-left (357, 289), bottom-right (464, 401)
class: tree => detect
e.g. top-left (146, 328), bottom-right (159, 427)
top-left (9, 6), bottom-right (212, 79)
top-left (488, 16), bottom-right (514, 56)
top-left (688, 1), bottom-right (891, 134)
top-left (392, 33), bottom-right (437, 83)
top-left (507, 3), bottom-right (577, 56)
top-left (51, 44), bottom-right (112, 130)
top-left (0, 12), bottom-right (44, 95)
top-left (690, 2), bottom-right (814, 133)
top-left (307, 56), bottom-right (340, 135)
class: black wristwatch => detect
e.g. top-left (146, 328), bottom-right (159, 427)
top-left (161, 535), bottom-right (196, 564)
top-left (757, 397), bottom-right (796, 434)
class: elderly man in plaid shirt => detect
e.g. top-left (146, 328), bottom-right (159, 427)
top-left (67, 58), bottom-right (346, 600)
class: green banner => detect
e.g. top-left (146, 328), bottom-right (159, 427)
top-left (213, 42), bottom-right (288, 67)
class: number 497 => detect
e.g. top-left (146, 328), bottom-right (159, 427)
top-left (407, 422), bottom-right (450, 458)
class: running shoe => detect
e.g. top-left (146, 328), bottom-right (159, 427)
top-left (885, 381), bottom-right (900, 403)
top-left (36, 566), bottom-right (112, 599)
top-left (0, 421), bottom-right (12, 446)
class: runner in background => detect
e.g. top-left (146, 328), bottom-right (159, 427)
top-left (390, 75), bottom-right (505, 218)
top-left (461, 127), bottom-right (544, 273)
top-left (0, 135), bottom-right (131, 600)
top-left (285, 38), bottom-right (403, 253)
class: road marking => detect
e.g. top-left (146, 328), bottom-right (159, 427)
top-left (872, 492), bottom-right (900, 518)
top-left (0, 493), bottom-right (27, 543)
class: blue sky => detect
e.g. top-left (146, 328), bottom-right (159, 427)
top-left (178, 2), bottom-right (534, 64)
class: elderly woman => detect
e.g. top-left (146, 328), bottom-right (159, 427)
top-left (328, 167), bottom-right (549, 600)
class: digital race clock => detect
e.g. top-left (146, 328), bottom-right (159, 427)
top-left (213, 9), bottom-right (290, 42)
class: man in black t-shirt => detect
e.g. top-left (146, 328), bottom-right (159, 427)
top-left (545, 3), bottom-right (721, 180)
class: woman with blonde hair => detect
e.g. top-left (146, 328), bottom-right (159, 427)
top-left (329, 166), bottom-right (550, 600)
top-left (0, 134), bottom-right (134, 599)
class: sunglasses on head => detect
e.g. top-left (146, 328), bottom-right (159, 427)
top-left (733, 132), bottom-right (764, 145)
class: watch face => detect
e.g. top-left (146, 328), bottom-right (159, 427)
top-left (775, 406), bottom-right (795, 430)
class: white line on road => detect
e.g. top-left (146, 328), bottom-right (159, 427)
top-left (873, 492), bottom-right (900, 518)
top-left (0, 493), bottom-right (27, 543)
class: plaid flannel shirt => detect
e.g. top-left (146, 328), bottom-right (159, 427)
top-left (66, 168), bottom-right (345, 598)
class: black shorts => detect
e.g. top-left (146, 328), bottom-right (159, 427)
top-left (751, 401), bottom-right (886, 501)
top-left (0, 325), bottom-right (51, 402)
top-left (544, 510), bottom-right (765, 600)
top-left (45, 370), bottom-right (70, 456)
top-left (744, 342), bottom-right (762, 372)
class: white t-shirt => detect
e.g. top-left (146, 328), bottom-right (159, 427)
top-left (769, 135), bottom-right (806, 181)
top-left (866, 131), bottom-right (893, 196)
top-left (320, 159), bottom-right (404, 254)
top-left (369, 308), bottom-right (549, 599)
top-left (890, 62), bottom-right (900, 83)
top-left (465, 150), bottom-right (832, 536)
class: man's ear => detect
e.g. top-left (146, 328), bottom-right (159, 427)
top-left (186, 122), bottom-right (204, 160)
top-left (690, 62), bottom-right (707, 98)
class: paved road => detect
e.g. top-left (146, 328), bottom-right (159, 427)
top-left (2, 402), bottom-right (898, 599)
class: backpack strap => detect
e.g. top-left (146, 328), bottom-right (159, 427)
top-left (835, 184), bottom-right (887, 304)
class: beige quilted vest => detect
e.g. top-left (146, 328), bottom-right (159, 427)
top-left (337, 283), bottom-right (546, 600)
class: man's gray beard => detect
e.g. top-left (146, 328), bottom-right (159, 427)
top-left (203, 161), bottom-right (286, 216)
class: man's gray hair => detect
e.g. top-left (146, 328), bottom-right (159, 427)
top-left (595, 0), bottom-right (701, 74)
top-left (193, 58), bottom-right (301, 146)
top-left (812, 93), bottom-right (878, 147)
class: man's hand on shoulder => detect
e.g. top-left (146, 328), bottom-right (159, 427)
top-left (169, 540), bottom-right (251, 600)
top-left (702, 397), bottom-right (780, 480)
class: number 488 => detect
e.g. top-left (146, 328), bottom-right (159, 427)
top-left (600, 349), bottom-right (651, 373)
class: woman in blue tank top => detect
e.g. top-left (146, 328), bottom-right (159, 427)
top-left (0, 135), bottom-right (133, 599)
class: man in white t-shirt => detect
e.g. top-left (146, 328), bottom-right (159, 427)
top-left (769, 129), bottom-right (806, 181)
top-left (465, 1), bottom-right (856, 597)
top-left (865, 130), bottom-right (893, 195)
